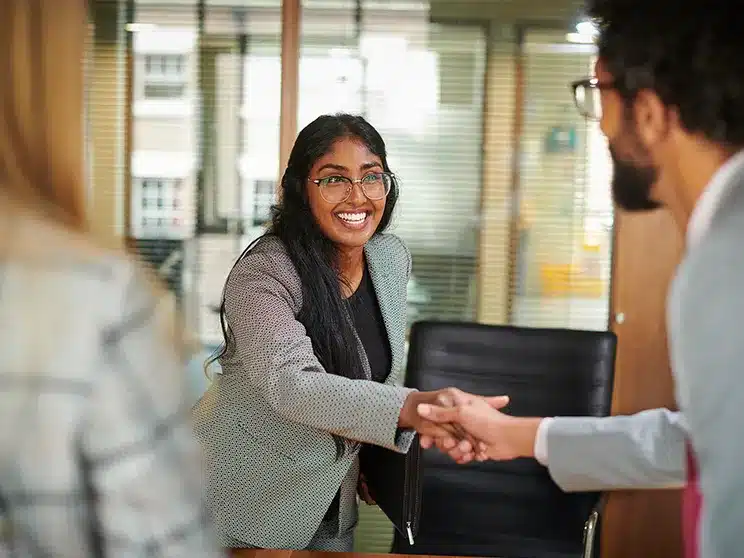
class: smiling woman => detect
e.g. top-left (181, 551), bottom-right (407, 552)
top-left (310, 164), bottom-right (393, 240)
top-left (306, 137), bottom-right (394, 292)
top-left (193, 113), bottom-right (483, 552)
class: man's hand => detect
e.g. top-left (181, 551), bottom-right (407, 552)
top-left (399, 389), bottom-right (506, 461)
top-left (417, 389), bottom-right (508, 463)
top-left (417, 391), bottom-right (541, 464)
top-left (404, 389), bottom-right (509, 463)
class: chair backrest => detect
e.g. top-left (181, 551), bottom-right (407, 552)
top-left (395, 321), bottom-right (616, 558)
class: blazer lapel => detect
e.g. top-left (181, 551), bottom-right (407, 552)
top-left (364, 238), bottom-right (406, 382)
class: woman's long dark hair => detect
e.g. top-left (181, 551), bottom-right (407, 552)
top-left (206, 114), bottom-right (399, 455)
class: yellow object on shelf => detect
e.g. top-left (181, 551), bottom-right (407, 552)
top-left (540, 263), bottom-right (605, 298)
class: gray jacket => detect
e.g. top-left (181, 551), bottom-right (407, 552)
top-left (545, 409), bottom-right (687, 491)
top-left (193, 233), bottom-right (415, 549)
top-left (668, 167), bottom-right (744, 558)
top-left (546, 163), bottom-right (744, 558)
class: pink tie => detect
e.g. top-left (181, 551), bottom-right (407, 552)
top-left (683, 442), bottom-right (701, 558)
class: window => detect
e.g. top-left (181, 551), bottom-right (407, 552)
top-left (197, 2), bottom-right (284, 345)
top-left (252, 179), bottom-right (276, 226)
top-left (439, 50), bottom-right (478, 106)
top-left (300, 6), bottom-right (487, 328)
top-left (123, 0), bottom-right (613, 355)
top-left (130, 177), bottom-right (189, 239)
top-left (142, 54), bottom-right (188, 99)
top-left (201, 25), bottom-right (283, 233)
top-left (145, 53), bottom-right (185, 75)
top-left (129, 1), bottom-right (284, 346)
top-left (511, 30), bottom-right (613, 330)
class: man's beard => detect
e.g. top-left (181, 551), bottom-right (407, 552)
top-left (609, 144), bottom-right (662, 212)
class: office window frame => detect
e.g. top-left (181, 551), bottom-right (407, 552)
top-left (140, 53), bottom-right (189, 100)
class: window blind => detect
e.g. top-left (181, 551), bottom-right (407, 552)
top-left (299, 0), bottom-right (487, 336)
top-left (127, 1), bottom-right (197, 325)
top-left (88, 0), bottom-right (131, 241)
top-left (511, 29), bottom-right (613, 331)
top-left (127, 0), bottom-right (283, 349)
top-left (119, 0), bottom-right (613, 350)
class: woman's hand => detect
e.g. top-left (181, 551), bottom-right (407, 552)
top-left (358, 473), bottom-right (375, 505)
top-left (398, 389), bottom-right (457, 437)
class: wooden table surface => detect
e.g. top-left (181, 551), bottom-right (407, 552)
top-left (228, 551), bottom-right (450, 558)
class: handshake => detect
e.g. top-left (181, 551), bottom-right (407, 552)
top-left (399, 388), bottom-right (542, 464)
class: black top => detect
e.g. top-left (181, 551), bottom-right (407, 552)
top-left (324, 264), bottom-right (392, 522)
top-left (348, 263), bottom-right (392, 384)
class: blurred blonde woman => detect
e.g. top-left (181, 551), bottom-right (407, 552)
top-left (0, 1), bottom-right (222, 556)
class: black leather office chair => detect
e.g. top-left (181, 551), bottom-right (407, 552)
top-left (393, 321), bottom-right (616, 558)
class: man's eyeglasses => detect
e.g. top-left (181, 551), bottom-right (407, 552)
top-left (571, 77), bottom-right (616, 121)
top-left (311, 172), bottom-right (394, 204)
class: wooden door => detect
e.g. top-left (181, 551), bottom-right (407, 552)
top-left (601, 208), bottom-right (684, 558)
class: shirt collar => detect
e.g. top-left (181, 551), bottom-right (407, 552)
top-left (686, 149), bottom-right (744, 249)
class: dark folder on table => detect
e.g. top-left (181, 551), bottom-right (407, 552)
top-left (359, 434), bottom-right (423, 545)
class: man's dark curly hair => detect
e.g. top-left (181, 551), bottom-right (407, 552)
top-left (587, 0), bottom-right (744, 147)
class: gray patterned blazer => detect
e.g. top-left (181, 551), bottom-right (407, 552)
top-left (193, 233), bottom-right (416, 549)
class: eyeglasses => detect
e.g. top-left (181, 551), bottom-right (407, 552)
top-left (311, 172), bottom-right (394, 204)
top-left (571, 77), bottom-right (616, 121)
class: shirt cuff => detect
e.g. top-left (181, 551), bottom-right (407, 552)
top-left (534, 417), bottom-right (554, 466)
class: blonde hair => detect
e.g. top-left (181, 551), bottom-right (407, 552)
top-left (0, 0), bottom-right (88, 230)
top-left (0, 0), bottom-right (201, 358)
